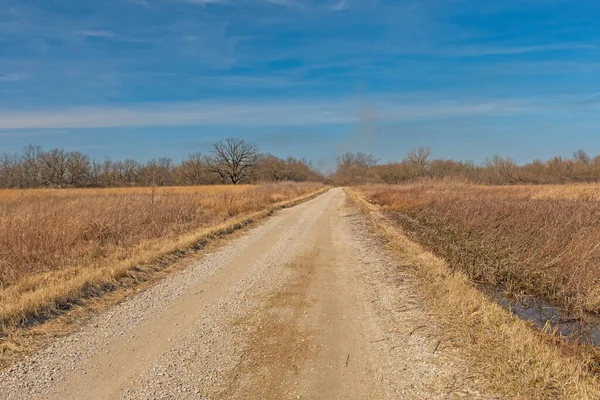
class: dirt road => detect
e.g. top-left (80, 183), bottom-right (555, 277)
top-left (0, 188), bottom-right (484, 399)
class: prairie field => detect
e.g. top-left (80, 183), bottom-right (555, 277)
top-left (359, 181), bottom-right (600, 314)
top-left (0, 185), bottom-right (255, 201)
top-left (0, 182), bottom-right (325, 330)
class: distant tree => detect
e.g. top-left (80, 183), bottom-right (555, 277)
top-left (336, 152), bottom-right (378, 170)
top-left (255, 154), bottom-right (286, 182)
top-left (0, 152), bottom-right (22, 188)
top-left (373, 162), bottom-right (410, 184)
top-left (285, 156), bottom-right (322, 182)
top-left (40, 148), bottom-right (71, 187)
top-left (100, 158), bottom-right (118, 187)
top-left (67, 151), bottom-right (91, 187)
top-left (117, 159), bottom-right (140, 186)
top-left (404, 147), bottom-right (432, 177)
top-left (574, 149), bottom-right (591, 165)
top-left (483, 155), bottom-right (519, 184)
top-left (178, 152), bottom-right (217, 185)
top-left (335, 152), bottom-right (378, 185)
top-left (22, 145), bottom-right (42, 187)
top-left (251, 154), bottom-right (324, 183)
top-left (206, 138), bottom-right (259, 184)
top-left (140, 157), bottom-right (174, 187)
top-left (8, 142), bottom-right (600, 188)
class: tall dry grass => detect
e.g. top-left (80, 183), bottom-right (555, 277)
top-left (0, 185), bottom-right (254, 201)
top-left (0, 183), bottom-right (325, 330)
top-left (348, 189), bottom-right (600, 399)
top-left (359, 181), bottom-right (600, 314)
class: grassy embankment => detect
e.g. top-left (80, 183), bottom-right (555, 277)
top-left (0, 183), bottom-right (327, 335)
top-left (350, 182), bottom-right (600, 399)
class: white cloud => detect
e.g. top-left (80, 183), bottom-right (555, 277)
top-left (81, 30), bottom-right (116, 38)
top-left (330, 0), bottom-right (348, 11)
top-left (263, 0), bottom-right (305, 9)
top-left (128, 0), bottom-right (150, 6)
top-left (265, 0), bottom-right (294, 5)
top-left (192, 75), bottom-right (304, 88)
top-left (0, 97), bottom-right (533, 130)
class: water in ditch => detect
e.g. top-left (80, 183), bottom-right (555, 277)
top-left (481, 286), bottom-right (600, 347)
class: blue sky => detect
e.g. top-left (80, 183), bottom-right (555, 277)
top-left (1, 0), bottom-right (600, 170)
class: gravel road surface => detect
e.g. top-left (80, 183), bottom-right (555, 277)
top-left (0, 188), bottom-right (484, 399)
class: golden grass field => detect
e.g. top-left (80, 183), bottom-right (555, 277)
top-left (0, 183), bottom-right (326, 332)
top-left (359, 181), bottom-right (600, 314)
top-left (0, 185), bottom-right (255, 199)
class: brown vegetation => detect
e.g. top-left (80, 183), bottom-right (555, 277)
top-left (0, 140), bottom-right (324, 188)
top-left (358, 181), bottom-right (600, 314)
top-left (335, 147), bottom-right (600, 185)
top-left (0, 183), bottom-right (326, 331)
top-left (348, 189), bottom-right (600, 399)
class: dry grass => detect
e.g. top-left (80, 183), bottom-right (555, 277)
top-left (347, 188), bottom-right (600, 399)
top-left (358, 181), bottom-right (600, 315)
top-left (0, 185), bottom-right (254, 201)
top-left (0, 183), bottom-right (326, 332)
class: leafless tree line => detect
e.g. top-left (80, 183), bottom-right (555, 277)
top-left (0, 138), bottom-right (324, 188)
top-left (335, 147), bottom-right (600, 185)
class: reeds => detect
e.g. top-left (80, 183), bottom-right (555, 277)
top-left (360, 181), bottom-right (600, 314)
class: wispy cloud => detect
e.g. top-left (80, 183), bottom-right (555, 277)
top-left (0, 73), bottom-right (25, 82)
top-left (81, 30), bottom-right (117, 38)
top-left (0, 97), bottom-right (534, 130)
top-left (0, 129), bottom-right (71, 138)
top-left (569, 94), bottom-right (600, 107)
top-left (193, 75), bottom-right (304, 88)
top-left (128, 0), bottom-right (151, 7)
top-left (265, 0), bottom-right (298, 7)
top-left (183, 0), bottom-right (231, 5)
top-left (330, 0), bottom-right (348, 11)
top-left (440, 43), bottom-right (595, 57)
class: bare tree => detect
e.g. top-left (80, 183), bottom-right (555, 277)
top-left (88, 160), bottom-right (102, 187)
top-left (573, 149), bottom-right (591, 165)
top-left (179, 152), bottom-right (211, 185)
top-left (252, 154), bottom-right (323, 183)
top-left (140, 157), bottom-right (174, 187)
top-left (255, 153), bottom-right (286, 182)
top-left (336, 152), bottom-right (378, 170)
top-left (100, 158), bottom-right (119, 187)
top-left (335, 152), bottom-right (378, 185)
top-left (0, 152), bottom-right (22, 188)
top-left (22, 145), bottom-right (42, 187)
top-left (138, 157), bottom-right (174, 203)
top-left (67, 151), bottom-right (91, 187)
top-left (404, 147), bottom-right (431, 177)
top-left (483, 155), bottom-right (519, 184)
top-left (40, 148), bottom-right (71, 187)
top-left (206, 138), bottom-right (259, 184)
top-left (118, 159), bottom-right (140, 186)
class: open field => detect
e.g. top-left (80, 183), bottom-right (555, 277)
top-left (0, 185), bottom-right (255, 200)
top-left (0, 183), bottom-right (326, 332)
top-left (358, 181), bottom-right (600, 315)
